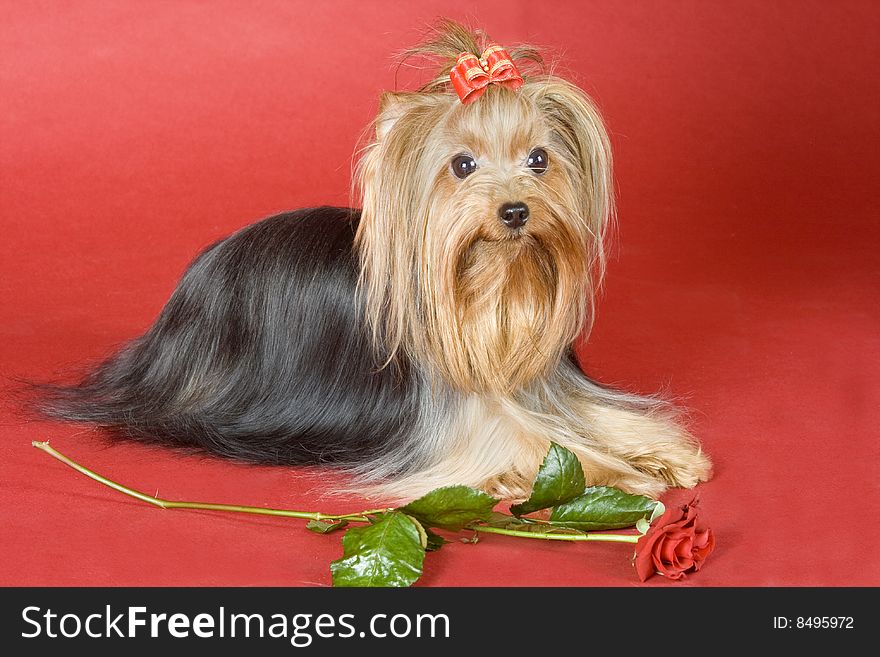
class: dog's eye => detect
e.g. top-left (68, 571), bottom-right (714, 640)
top-left (451, 154), bottom-right (478, 179)
top-left (526, 148), bottom-right (548, 174)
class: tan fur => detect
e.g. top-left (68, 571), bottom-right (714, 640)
top-left (350, 21), bottom-right (711, 501)
top-left (360, 361), bottom-right (711, 502)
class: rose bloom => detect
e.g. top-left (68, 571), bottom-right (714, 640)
top-left (635, 498), bottom-right (715, 582)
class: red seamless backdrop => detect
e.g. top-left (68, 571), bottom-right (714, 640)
top-left (1, 1), bottom-right (878, 586)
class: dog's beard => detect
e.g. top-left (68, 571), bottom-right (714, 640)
top-left (424, 219), bottom-right (590, 394)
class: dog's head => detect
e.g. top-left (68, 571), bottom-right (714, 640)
top-left (356, 21), bottom-right (613, 394)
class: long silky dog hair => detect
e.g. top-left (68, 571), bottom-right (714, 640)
top-left (33, 22), bottom-right (711, 500)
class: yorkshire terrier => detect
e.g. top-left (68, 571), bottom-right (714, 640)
top-left (36, 22), bottom-right (711, 501)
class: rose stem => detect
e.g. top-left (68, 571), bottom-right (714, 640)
top-left (470, 525), bottom-right (640, 543)
top-left (33, 441), bottom-right (643, 544)
top-left (32, 441), bottom-right (389, 522)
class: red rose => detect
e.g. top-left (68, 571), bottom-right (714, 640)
top-left (635, 498), bottom-right (715, 582)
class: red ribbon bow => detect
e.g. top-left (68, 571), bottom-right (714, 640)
top-left (449, 44), bottom-right (524, 105)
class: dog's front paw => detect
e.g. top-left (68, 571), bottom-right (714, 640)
top-left (610, 445), bottom-right (710, 499)
top-left (480, 471), bottom-right (532, 502)
top-left (636, 441), bottom-right (713, 489)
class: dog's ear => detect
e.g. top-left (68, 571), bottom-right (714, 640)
top-left (531, 78), bottom-right (614, 236)
top-left (375, 92), bottom-right (448, 141)
top-left (376, 92), bottom-right (409, 140)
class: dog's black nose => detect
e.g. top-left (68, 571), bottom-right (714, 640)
top-left (498, 202), bottom-right (530, 229)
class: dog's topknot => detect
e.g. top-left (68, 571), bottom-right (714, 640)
top-left (401, 19), bottom-right (544, 94)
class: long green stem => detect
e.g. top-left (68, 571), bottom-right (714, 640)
top-left (32, 441), bottom-right (389, 522)
top-left (33, 441), bottom-right (642, 544)
top-left (472, 525), bottom-right (640, 543)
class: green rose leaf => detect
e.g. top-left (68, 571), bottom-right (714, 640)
top-left (305, 519), bottom-right (349, 534)
top-left (401, 485), bottom-right (498, 531)
top-left (510, 442), bottom-right (586, 516)
top-left (549, 486), bottom-right (659, 531)
top-left (485, 511), bottom-right (528, 529)
top-left (424, 528), bottom-right (448, 552)
top-left (330, 512), bottom-right (425, 587)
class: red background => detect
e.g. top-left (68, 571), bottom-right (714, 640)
top-left (2, 1), bottom-right (878, 586)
